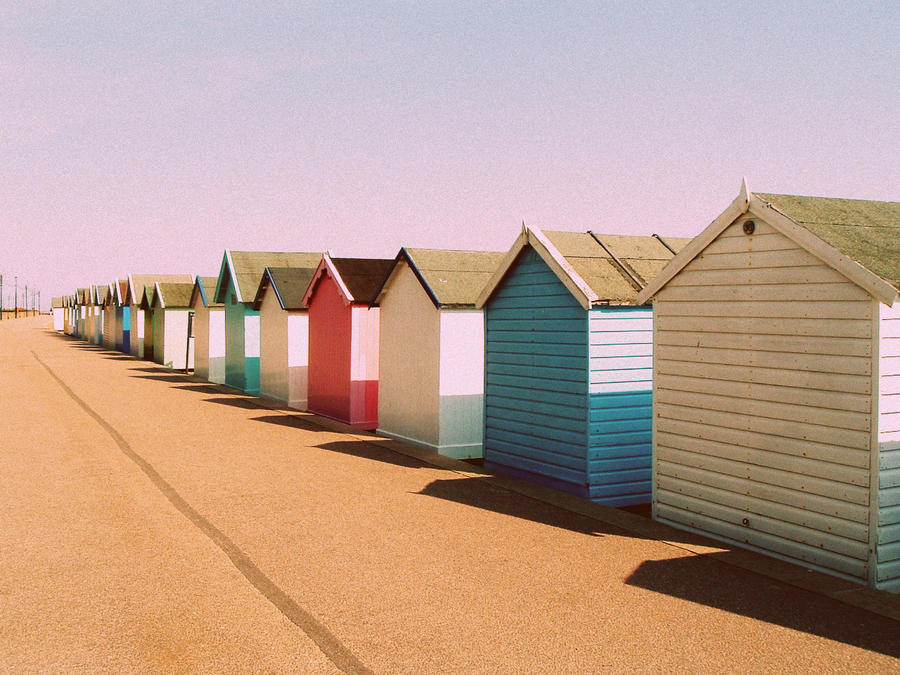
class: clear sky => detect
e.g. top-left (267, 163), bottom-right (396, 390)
top-left (2, 1), bottom-right (897, 309)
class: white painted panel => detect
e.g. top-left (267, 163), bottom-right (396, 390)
top-left (440, 310), bottom-right (485, 397)
top-left (209, 308), bottom-right (225, 359)
top-left (287, 313), bottom-right (309, 368)
top-left (244, 313), bottom-right (260, 358)
top-left (136, 309), bottom-right (144, 339)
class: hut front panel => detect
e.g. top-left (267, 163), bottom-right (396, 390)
top-left (588, 306), bottom-right (653, 506)
top-left (152, 308), bottom-right (165, 365)
top-left (243, 312), bottom-right (261, 393)
top-left (259, 290), bottom-right (290, 404)
top-left (143, 309), bottom-right (155, 361)
top-left (878, 302), bottom-right (900, 590)
top-left (308, 274), bottom-right (352, 423)
top-left (484, 248), bottom-right (589, 496)
top-left (286, 313), bottom-right (309, 409)
top-left (103, 306), bottom-right (116, 347)
top-left (162, 309), bottom-right (191, 369)
top-left (52, 308), bottom-right (64, 330)
top-left (377, 262), bottom-right (441, 449)
top-left (208, 308), bottom-right (225, 383)
top-left (116, 306), bottom-right (130, 353)
top-left (348, 305), bottom-right (379, 429)
top-left (438, 310), bottom-right (486, 458)
top-left (93, 306), bottom-right (103, 345)
top-left (653, 217), bottom-right (874, 581)
top-left (193, 303), bottom-right (211, 380)
top-left (131, 306), bottom-right (145, 358)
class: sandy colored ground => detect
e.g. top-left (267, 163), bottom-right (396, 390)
top-left (2, 315), bottom-right (899, 673)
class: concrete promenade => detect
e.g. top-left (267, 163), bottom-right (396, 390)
top-left (2, 316), bottom-right (899, 673)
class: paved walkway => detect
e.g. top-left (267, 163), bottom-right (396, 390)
top-left (2, 316), bottom-right (899, 673)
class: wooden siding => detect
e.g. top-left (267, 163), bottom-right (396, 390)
top-left (653, 217), bottom-right (875, 581)
top-left (878, 303), bottom-right (900, 590)
top-left (588, 307), bottom-right (653, 505)
top-left (307, 273), bottom-right (353, 424)
top-left (484, 248), bottom-right (589, 496)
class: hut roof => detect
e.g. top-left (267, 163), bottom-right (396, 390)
top-left (191, 276), bottom-right (222, 309)
top-left (636, 180), bottom-right (900, 306)
top-left (154, 281), bottom-right (194, 309)
top-left (302, 255), bottom-right (395, 306)
top-left (215, 251), bottom-right (322, 304)
top-left (94, 285), bottom-right (109, 305)
top-left (127, 274), bottom-right (193, 305)
top-left (51, 296), bottom-right (64, 308)
top-left (755, 193), bottom-right (900, 291)
top-left (375, 248), bottom-right (506, 308)
top-left (252, 266), bottom-right (317, 311)
top-left (477, 227), bottom-right (690, 309)
top-left (139, 285), bottom-right (155, 310)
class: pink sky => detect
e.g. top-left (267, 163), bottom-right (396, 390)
top-left (2, 2), bottom-right (897, 309)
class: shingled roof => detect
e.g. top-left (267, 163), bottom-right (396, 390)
top-left (375, 248), bottom-right (506, 308)
top-left (302, 255), bottom-right (395, 306)
top-left (755, 193), bottom-right (900, 291)
top-left (215, 251), bottom-right (323, 304)
top-left (127, 274), bottom-right (194, 305)
top-left (153, 281), bottom-right (194, 309)
top-left (636, 182), bottom-right (900, 306)
top-left (478, 227), bottom-right (690, 309)
top-left (252, 266), bottom-right (318, 311)
top-left (190, 276), bottom-right (222, 309)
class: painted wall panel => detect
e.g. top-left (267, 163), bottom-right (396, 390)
top-left (484, 248), bottom-right (589, 496)
top-left (208, 308), bottom-right (225, 384)
top-left (437, 310), bottom-right (485, 457)
top-left (308, 274), bottom-right (352, 423)
top-left (878, 304), bottom-right (900, 590)
top-left (192, 302), bottom-right (211, 380)
top-left (259, 289), bottom-right (289, 404)
top-left (652, 217), bottom-right (875, 583)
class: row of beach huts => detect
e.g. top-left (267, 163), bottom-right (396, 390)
top-left (50, 183), bottom-right (900, 593)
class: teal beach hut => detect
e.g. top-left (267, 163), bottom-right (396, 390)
top-left (214, 250), bottom-right (322, 394)
top-left (476, 226), bottom-right (689, 506)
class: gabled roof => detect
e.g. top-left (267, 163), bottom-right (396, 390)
top-left (127, 274), bottom-right (194, 305)
top-left (636, 180), bottom-right (900, 306)
top-left (476, 226), bottom-right (690, 309)
top-left (302, 255), bottom-right (395, 307)
top-left (374, 248), bottom-right (506, 309)
top-left (252, 266), bottom-right (318, 311)
top-left (76, 288), bottom-right (90, 305)
top-left (139, 285), bottom-right (155, 310)
top-left (93, 284), bottom-right (109, 305)
top-left (153, 281), bottom-right (194, 309)
top-left (190, 276), bottom-right (222, 309)
top-left (214, 250), bottom-right (323, 304)
top-left (51, 296), bottom-right (64, 309)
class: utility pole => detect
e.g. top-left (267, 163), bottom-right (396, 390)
top-left (0, 274), bottom-right (3, 320)
top-left (14, 276), bottom-right (18, 318)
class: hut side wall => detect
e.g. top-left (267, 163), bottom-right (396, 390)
top-left (259, 289), bottom-right (289, 404)
top-left (438, 310), bottom-right (485, 458)
top-left (209, 308), bottom-right (225, 384)
top-left (377, 263), bottom-right (442, 450)
top-left (484, 248), bottom-right (589, 496)
top-left (653, 216), bottom-right (875, 582)
top-left (308, 274), bottom-right (352, 423)
top-left (192, 301), bottom-right (211, 380)
top-left (152, 309), bottom-right (165, 365)
top-left (130, 305), bottom-right (144, 358)
top-left (587, 306), bottom-right (653, 506)
top-left (348, 305), bottom-right (380, 429)
top-left (116, 306), bottom-right (130, 353)
top-left (223, 275), bottom-right (260, 393)
top-left (93, 306), bottom-right (103, 345)
top-left (52, 308), bottom-right (64, 330)
top-left (878, 302), bottom-right (900, 590)
top-left (286, 312), bottom-right (309, 410)
top-left (103, 306), bottom-right (116, 348)
top-left (161, 309), bottom-right (191, 369)
top-left (144, 308), bottom-right (155, 362)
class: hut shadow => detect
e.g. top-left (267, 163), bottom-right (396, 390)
top-left (175, 384), bottom-right (234, 395)
top-left (624, 555), bottom-right (900, 657)
top-left (131, 373), bottom-right (197, 383)
top-left (203, 396), bottom-right (266, 410)
top-left (415, 476), bottom-right (621, 537)
top-left (313, 440), bottom-right (427, 469)
top-left (251, 414), bottom-right (331, 433)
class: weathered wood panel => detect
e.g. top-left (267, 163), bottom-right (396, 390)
top-left (879, 305), bottom-right (900, 590)
top-left (652, 216), bottom-right (875, 583)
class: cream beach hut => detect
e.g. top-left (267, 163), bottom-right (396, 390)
top-left (149, 281), bottom-right (195, 370)
top-left (51, 297), bottom-right (64, 330)
top-left (126, 274), bottom-right (194, 359)
top-left (374, 248), bottom-right (505, 458)
top-left (190, 276), bottom-right (225, 383)
top-left (252, 264), bottom-right (321, 409)
top-left (636, 181), bottom-right (900, 591)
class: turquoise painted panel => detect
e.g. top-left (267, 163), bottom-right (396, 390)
top-left (224, 275), bottom-right (247, 391)
top-left (878, 445), bottom-right (900, 586)
top-left (587, 306), bottom-right (653, 505)
top-left (244, 355), bottom-right (261, 394)
top-left (484, 248), bottom-right (589, 495)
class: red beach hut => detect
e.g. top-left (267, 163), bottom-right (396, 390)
top-left (302, 254), bottom-right (394, 429)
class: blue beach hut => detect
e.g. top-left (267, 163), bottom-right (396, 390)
top-left (476, 226), bottom-right (689, 506)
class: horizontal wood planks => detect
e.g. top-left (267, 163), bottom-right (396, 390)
top-left (484, 248), bottom-right (589, 495)
top-left (879, 304), bottom-right (900, 589)
top-left (653, 216), bottom-right (876, 582)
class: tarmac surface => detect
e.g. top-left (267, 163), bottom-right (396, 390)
top-left (3, 316), bottom-right (899, 673)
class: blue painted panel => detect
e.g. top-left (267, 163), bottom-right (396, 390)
top-left (586, 306), bottom-right (654, 505)
top-left (484, 247), bottom-right (589, 493)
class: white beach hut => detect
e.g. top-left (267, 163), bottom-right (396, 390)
top-left (636, 181), bottom-right (900, 591)
top-left (190, 276), bottom-right (225, 383)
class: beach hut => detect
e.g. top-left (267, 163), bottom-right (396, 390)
top-left (63, 296), bottom-right (74, 335)
top-left (190, 276), bottom-right (225, 383)
top-left (110, 280), bottom-right (131, 353)
top-left (636, 182), bottom-right (900, 591)
top-left (126, 274), bottom-right (193, 359)
top-left (476, 226), bottom-right (689, 506)
top-left (148, 281), bottom-right (195, 369)
top-left (51, 297), bottom-right (64, 330)
top-left (214, 251), bottom-right (322, 394)
top-left (75, 288), bottom-right (90, 340)
top-left (140, 286), bottom-right (156, 362)
top-left (374, 248), bottom-right (505, 458)
top-left (302, 255), bottom-right (394, 429)
top-left (101, 283), bottom-right (117, 348)
top-left (93, 284), bottom-right (108, 346)
top-left (252, 263), bottom-right (321, 409)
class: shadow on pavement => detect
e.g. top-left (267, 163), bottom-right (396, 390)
top-left (175, 384), bottom-right (236, 395)
top-left (203, 396), bottom-right (265, 410)
top-left (131, 373), bottom-right (197, 383)
top-left (102, 355), bottom-right (135, 360)
top-left (625, 555), bottom-right (900, 657)
top-left (314, 440), bottom-right (427, 469)
top-left (416, 476), bottom-right (615, 536)
top-left (251, 414), bottom-right (330, 433)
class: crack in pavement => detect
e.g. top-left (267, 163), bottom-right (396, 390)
top-left (33, 350), bottom-right (373, 675)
